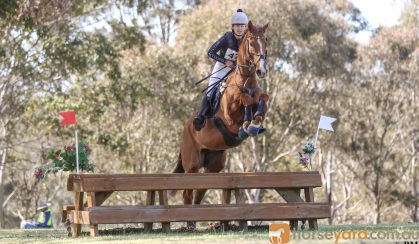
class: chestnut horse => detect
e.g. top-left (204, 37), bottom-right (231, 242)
top-left (173, 21), bottom-right (269, 226)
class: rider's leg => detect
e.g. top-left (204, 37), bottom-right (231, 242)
top-left (193, 63), bottom-right (232, 131)
top-left (193, 70), bottom-right (222, 131)
top-left (193, 95), bottom-right (210, 131)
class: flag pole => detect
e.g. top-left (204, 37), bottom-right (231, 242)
top-left (314, 127), bottom-right (320, 149)
top-left (308, 115), bottom-right (336, 171)
top-left (75, 124), bottom-right (80, 174)
top-left (310, 126), bottom-right (320, 171)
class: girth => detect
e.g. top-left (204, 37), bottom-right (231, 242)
top-left (211, 116), bottom-right (244, 147)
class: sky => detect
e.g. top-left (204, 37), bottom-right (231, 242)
top-left (82, 0), bottom-right (408, 45)
top-left (348, 0), bottom-right (407, 43)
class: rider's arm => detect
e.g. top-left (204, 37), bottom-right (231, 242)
top-left (207, 33), bottom-right (229, 64)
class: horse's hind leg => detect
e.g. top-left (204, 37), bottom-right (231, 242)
top-left (183, 166), bottom-right (199, 228)
top-left (181, 121), bottom-right (200, 206)
top-left (193, 150), bottom-right (227, 205)
top-left (182, 161), bottom-right (199, 208)
top-left (192, 150), bottom-right (226, 229)
top-left (183, 154), bottom-right (200, 228)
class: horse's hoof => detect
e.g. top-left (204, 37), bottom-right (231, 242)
top-left (248, 122), bottom-right (261, 137)
top-left (239, 127), bottom-right (249, 140)
top-left (186, 221), bottom-right (196, 231)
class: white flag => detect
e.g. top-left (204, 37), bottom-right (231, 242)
top-left (318, 115), bottom-right (336, 131)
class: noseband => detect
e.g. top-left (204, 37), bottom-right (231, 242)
top-left (237, 33), bottom-right (267, 75)
top-left (233, 32), bottom-right (268, 94)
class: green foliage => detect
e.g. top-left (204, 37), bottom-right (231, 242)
top-left (0, 0), bottom-right (19, 21)
top-left (34, 141), bottom-right (94, 181)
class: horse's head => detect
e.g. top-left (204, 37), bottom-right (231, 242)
top-left (244, 21), bottom-right (269, 78)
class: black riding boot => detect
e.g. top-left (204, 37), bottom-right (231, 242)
top-left (193, 96), bottom-right (210, 131)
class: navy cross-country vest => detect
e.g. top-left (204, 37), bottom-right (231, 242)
top-left (207, 32), bottom-right (240, 64)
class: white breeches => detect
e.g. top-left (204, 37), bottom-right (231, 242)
top-left (207, 62), bottom-right (231, 97)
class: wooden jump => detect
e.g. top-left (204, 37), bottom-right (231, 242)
top-left (64, 172), bottom-right (331, 237)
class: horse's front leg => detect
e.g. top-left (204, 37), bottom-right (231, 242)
top-left (222, 92), bottom-right (238, 126)
top-left (246, 92), bottom-right (269, 137)
top-left (240, 93), bottom-right (254, 129)
top-left (253, 93), bottom-right (269, 124)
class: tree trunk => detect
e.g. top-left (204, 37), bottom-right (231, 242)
top-left (342, 171), bottom-right (350, 223)
top-left (374, 173), bottom-right (381, 224)
top-left (0, 148), bottom-right (6, 228)
top-left (411, 139), bottom-right (418, 223)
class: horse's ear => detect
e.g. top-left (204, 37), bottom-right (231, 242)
top-left (248, 21), bottom-right (253, 31)
top-left (263, 23), bottom-right (269, 32)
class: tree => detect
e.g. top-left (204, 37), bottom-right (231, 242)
top-left (0, 0), bottom-right (146, 228)
top-left (345, 26), bottom-right (418, 224)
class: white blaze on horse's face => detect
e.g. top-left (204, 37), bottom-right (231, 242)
top-left (256, 38), bottom-right (266, 78)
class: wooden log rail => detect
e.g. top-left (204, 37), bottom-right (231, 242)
top-left (64, 172), bottom-right (331, 237)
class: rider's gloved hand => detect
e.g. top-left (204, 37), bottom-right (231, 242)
top-left (225, 60), bottom-right (236, 69)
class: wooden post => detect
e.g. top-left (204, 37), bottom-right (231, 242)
top-left (144, 191), bottom-right (155, 231)
top-left (221, 189), bottom-right (232, 230)
top-left (304, 187), bottom-right (318, 230)
top-left (86, 192), bottom-right (98, 236)
top-left (235, 189), bottom-right (247, 231)
top-left (158, 190), bottom-right (170, 232)
top-left (71, 192), bottom-right (84, 237)
top-left (276, 188), bottom-right (303, 231)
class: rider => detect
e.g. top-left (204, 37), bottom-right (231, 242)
top-left (193, 9), bottom-right (249, 131)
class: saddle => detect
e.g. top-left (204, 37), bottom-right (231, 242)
top-left (207, 82), bottom-right (223, 116)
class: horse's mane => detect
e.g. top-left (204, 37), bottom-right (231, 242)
top-left (236, 30), bottom-right (250, 63)
top-left (239, 29), bottom-right (250, 47)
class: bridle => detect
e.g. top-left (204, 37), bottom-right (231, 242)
top-left (237, 32), bottom-right (268, 76)
top-left (230, 32), bottom-right (267, 94)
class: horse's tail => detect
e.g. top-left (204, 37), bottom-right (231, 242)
top-left (172, 152), bottom-right (184, 173)
top-left (170, 152), bottom-right (184, 197)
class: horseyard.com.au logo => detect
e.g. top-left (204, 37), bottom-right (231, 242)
top-left (269, 223), bottom-right (290, 244)
top-left (269, 223), bottom-right (419, 243)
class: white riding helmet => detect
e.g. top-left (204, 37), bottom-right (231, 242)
top-left (231, 9), bottom-right (248, 25)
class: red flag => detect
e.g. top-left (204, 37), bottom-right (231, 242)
top-left (59, 111), bottom-right (76, 126)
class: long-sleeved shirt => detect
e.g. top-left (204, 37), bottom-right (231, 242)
top-left (207, 32), bottom-right (240, 64)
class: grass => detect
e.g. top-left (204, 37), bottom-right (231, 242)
top-left (0, 223), bottom-right (417, 244)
